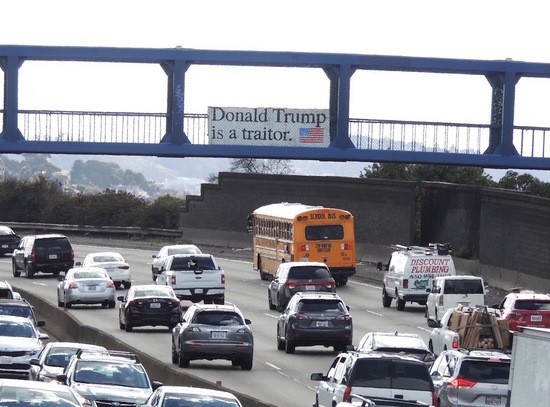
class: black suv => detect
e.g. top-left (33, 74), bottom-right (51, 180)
top-left (12, 234), bottom-right (74, 278)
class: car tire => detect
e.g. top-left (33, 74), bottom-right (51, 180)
top-left (119, 320), bottom-right (125, 330)
top-left (268, 292), bottom-right (276, 310)
top-left (178, 347), bottom-right (190, 368)
top-left (65, 301), bottom-right (72, 309)
top-left (114, 282), bottom-right (122, 290)
top-left (171, 343), bottom-right (179, 364)
top-left (58, 299), bottom-right (64, 307)
top-left (52, 271), bottom-right (60, 277)
top-left (397, 297), bottom-right (405, 311)
top-left (124, 281), bottom-right (132, 289)
top-left (285, 330), bottom-right (295, 354)
top-left (382, 286), bottom-right (392, 307)
top-left (125, 323), bottom-right (133, 332)
top-left (12, 262), bottom-right (20, 278)
top-left (152, 270), bottom-right (157, 282)
top-left (277, 335), bottom-right (285, 350)
top-left (25, 263), bottom-right (35, 279)
top-left (240, 359), bottom-right (253, 371)
top-left (108, 301), bottom-right (115, 309)
top-left (231, 360), bottom-right (240, 367)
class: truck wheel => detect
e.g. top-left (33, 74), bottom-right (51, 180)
top-left (397, 297), bottom-right (405, 311)
top-left (382, 286), bottom-right (392, 307)
top-left (258, 256), bottom-right (268, 281)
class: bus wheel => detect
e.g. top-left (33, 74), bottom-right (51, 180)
top-left (339, 277), bottom-right (348, 286)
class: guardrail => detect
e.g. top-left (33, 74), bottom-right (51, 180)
top-left (2, 221), bottom-right (182, 239)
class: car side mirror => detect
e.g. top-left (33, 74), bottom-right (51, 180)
top-left (346, 305), bottom-right (350, 311)
top-left (245, 318), bottom-right (252, 325)
top-left (39, 333), bottom-right (49, 340)
top-left (56, 374), bottom-right (68, 384)
top-left (427, 319), bottom-right (440, 328)
top-left (152, 255), bottom-right (157, 259)
top-left (117, 296), bottom-right (125, 302)
top-left (152, 381), bottom-right (163, 390)
top-left (431, 371), bottom-right (442, 378)
top-left (310, 373), bottom-right (327, 381)
top-left (37, 320), bottom-right (46, 328)
top-left (376, 261), bottom-right (383, 270)
top-left (57, 276), bottom-right (64, 282)
top-left (30, 358), bottom-right (40, 366)
top-left (346, 344), bottom-right (355, 352)
top-left (75, 261), bottom-right (82, 266)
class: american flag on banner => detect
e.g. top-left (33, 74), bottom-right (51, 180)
top-left (299, 127), bottom-right (324, 143)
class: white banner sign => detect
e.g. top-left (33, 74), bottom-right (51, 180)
top-left (208, 107), bottom-right (330, 147)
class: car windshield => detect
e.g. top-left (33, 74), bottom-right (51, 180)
top-left (134, 289), bottom-right (174, 298)
top-left (74, 361), bottom-right (149, 388)
top-left (305, 225), bottom-right (344, 240)
top-left (171, 257), bottom-right (215, 271)
top-left (0, 306), bottom-right (33, 320)
top-left (74, 271), bottom-right (107, 279)
top-left (0, 228), bottom-right (14, 236)
top-left (92, 255), bottom-right (123, 262)
top-left (167, 246), bottom-right (201, 256)
top-left (458, 360), bottom-right (510, 384)
top-left (443, 280), bottom-right (484, 294)
top-left (35, 238), bottom-right (71, 251)
top-left (373, 335), bottom-right (427, 350)
top-left (297, 300), bottom-right (345, 313)
top-left (288, 266), bottom-right (331, 280)
top-left (514, 300), bottom-right (550, 311)
top-left (163, 395), bottom-right (240, 407)
top-left (0, 387), bottom-right (80, 407)
top-left (0, 321), bottom-right (35, 337)
top-left (350, 359), bottom-right (432, 391)
top-left (192, 312), bottom-right (244, 326)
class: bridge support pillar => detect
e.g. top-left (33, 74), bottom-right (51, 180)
top-left (0, 56), bottom-right (24, 141)
top-left (161, 60), bottom-right (191, 145)
top-left (324, 65), bottom-right (356, 149)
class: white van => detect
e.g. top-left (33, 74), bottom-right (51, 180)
top-left (378, 243), bottom-right (456, 311)
top-left (426, 275), bottom-right (486, 324)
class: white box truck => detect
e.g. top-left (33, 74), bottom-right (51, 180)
top-left (507, 327), bottom-right (550, 406)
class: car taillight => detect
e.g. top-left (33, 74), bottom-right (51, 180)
top-left (68, 282), bottom-right (77, 289)
top-left (335, 313), bottom-right (351, 321)
top-left (340, 243), bottom-right (352, 250)
top-left (449, 378), bottom-right (477, 388)
top-left (171, 300), bottom-right (181, 308)
top-left (118, 265), bottom-right (130, 270)
top-left (221, 273), bottom-right (225, 284)
top-left (129, 299), bottom-right (144, 308)
top-left (325, 281), bottom-right (335, 289)
top-left (432, 391), bottom-right (439, 406)
top-left (292, 312), bottom-right (309, 320)
top-left (438, 296), bottom-right (444, 306)
top-left (107, 281), bottom-right (115, 288)
top-left (286, 283), bottom-right (297, 290)
top-left (403, 279), bottom-right (408, 289)
top-left (31, 249), bottom-right (36, 263)
top-left (71, 249), bottom-right (74, 260)
top-left (171, 275), bottom-right (177, 286)
top-left (299, 244), bottom-right (309, 251)
top-left (452, 333), bottom-right (460, 349)
top-left (343, 385), bottom-right (351, 402)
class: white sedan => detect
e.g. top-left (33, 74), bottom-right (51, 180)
top-left (81, 251), bottom-right (132, 289)
top-left (57, 267), bottom-right (116, 309)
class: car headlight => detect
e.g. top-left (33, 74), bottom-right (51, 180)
top-left (26, 348), bottom-right (41, 356)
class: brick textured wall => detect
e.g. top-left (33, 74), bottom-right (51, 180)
top-left (181, 172), bottom-right (417, 246)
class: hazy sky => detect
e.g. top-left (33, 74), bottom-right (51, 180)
top-left (2, 0), bottom-right (550, 180)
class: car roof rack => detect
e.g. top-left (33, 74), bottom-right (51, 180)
top-left (391, 242), bottom-right (452, 255)
top-left (106, 350), bottom-right (140, 363)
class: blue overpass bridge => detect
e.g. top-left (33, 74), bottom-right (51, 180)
top-left (2, 45), bottom-right (550, 170)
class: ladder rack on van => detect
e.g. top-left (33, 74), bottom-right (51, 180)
top-left (390, 243), bottom-right (452, 255)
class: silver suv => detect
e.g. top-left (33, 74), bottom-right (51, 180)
top-left (429, 349), bottom-right (510, 407)
top-left (311, 352), bottom-right (436, 407)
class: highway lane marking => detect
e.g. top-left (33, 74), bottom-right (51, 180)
top-left (264, 313), bottom-right (278, 319)
top-left (349, 280), bottom-right (380, 289)
top-left (266, 362), bottom-right (280, 370)
top-left (32, 282), bottom-right (49, 287)
top-left (365, 309), bottom-right (383, 317)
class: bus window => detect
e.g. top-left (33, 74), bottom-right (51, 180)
top-left (305, 225), bottom-right (344, 240)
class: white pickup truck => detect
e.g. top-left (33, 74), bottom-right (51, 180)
top-left (155, 253), bottom-right (225, 304)
top-left (428, 306), bottom-right (503, 356)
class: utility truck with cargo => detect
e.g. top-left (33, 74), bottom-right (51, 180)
top-left (155, 253), bottom-right (225, 305)
top-left (378, 243), bottom-right (456, 311)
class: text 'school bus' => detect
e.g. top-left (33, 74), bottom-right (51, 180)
top-left (247, 202), bottom-right (356, 286)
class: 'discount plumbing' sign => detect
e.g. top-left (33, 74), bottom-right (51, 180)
top-left (208, 107), bottom-right (329, 147)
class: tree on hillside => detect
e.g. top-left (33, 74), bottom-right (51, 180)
top-left (360, 163), bottom-right (495, 187)
top-left (497, 170), bottom-right (550, 197)
top-left (229, 158), bottom-right (295, 175)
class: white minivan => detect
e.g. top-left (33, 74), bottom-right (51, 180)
top-left (378, 243), bottom-right (456, 311)
top-left (425, 275), bottom-right (486, 324)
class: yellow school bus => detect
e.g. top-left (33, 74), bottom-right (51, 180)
top-left (247, 202), bottom-right (356, 285)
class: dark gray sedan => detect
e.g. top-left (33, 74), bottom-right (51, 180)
top-left (171, 303), bottom-right (253, 370)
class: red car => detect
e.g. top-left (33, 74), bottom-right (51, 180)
top-left (498, 290), bottom-right (550, 331)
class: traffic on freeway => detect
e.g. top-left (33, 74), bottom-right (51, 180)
top-left (0, 235), bottom-right (528, 407)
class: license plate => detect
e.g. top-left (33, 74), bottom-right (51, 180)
top-left (531, 315), bottom-right (542, 322)
top-left (211, 331), bottom-right (227, 339)
top-left (485, 395), bottom-right (501, 405)
top-left (0, 356), bottom-right (13, 365)
top-left (195, 289), bottom-right (203, 294)
top-left (316, 321), bottom-right (329, 327)
top-left (305, 285), bottom-right (316, 291)
top-left (49, 254), bottom-right (58, 259)
top-left (87, 285), bottom-right (98, 291)
top-left (150, 303), bottom-right (161, 308)
top-left (1, 244), bottom-right (7, 248)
